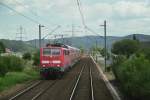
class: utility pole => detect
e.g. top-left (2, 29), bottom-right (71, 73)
top-left (16, 26), bottom-right (25, 41)
top-left (39, 24), bottom-right (44, 49)
top-left (100, 20), bottom-right (107, 72)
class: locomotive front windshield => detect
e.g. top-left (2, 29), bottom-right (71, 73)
top-left (43, 48), bottom-right (61, 56)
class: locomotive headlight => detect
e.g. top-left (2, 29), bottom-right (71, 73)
top-left (52, 60), bottom-right (61, 64)
top-left (43, 65), bottom-right (45, 67)
top-left (42, 61), bottom-right (49, 64)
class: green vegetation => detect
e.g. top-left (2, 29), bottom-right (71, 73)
top-left (112, 55), bottom-right (150, 100)
top-left (23, 52), bottom-right (32, 60)
top-left (0, 67), bottom-right (38, 91)
top-left (90, 46), bottom-right (110, 60)
top-left (0, 41), bottom-right (5, 54)
top-left (99, 48), bottom-right (110, 59)
top-left (111, 39), bottom-right (140, 57)
top-left (0, 43), bottom-right (39, 92)
top-left (33, 50), bottom-right (40, 66)
top-left (111, 39), bottom-right (150, 100)
top-left (79, 46), bottom-right (85, 54)
top-left (90, 46), bottom-right (101, 56)
top-left (0, 56), bottom-right (24, 76)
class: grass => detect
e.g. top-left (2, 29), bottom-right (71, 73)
top-left (0, 67), bottom-right (39, 92)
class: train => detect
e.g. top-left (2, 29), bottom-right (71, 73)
top-left (40, 43), bottom-right (81, 78)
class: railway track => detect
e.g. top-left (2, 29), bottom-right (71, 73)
top-left (9, 80), bottom-right (57, 100)
top-left (69, 58), bottom-right (95, 100)
top-left (6, 57), bottom-right (114, 100)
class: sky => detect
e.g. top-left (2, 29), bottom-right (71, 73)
top-left (0, 0), bottom-right (150, 40)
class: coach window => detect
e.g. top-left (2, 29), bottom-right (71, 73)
top-left (67, 51), bottom-right (70, 55)
top-left (63, 50), bottom-right (65, 55)
top-left (64, 50), bottom-right (67, 55)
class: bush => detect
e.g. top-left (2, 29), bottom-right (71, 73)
top-left (23, 52), bottom-right (31, 60)
top-left (33, 51), bottom-right (40, 66)
top-left (0, 56), bottom-right (24, 76)
top-left (0, 41), bottom-right (5, 54)
top-left (111, 55), bottom-right (126, 80)
top-left (0, 57), bottom-right (9, 77)
top-left (136, 48), bottom-right (150, 61)
top-left (111, 39), bottom-right (140, 58)
top-left (100, 48), bottom-right (110, 59)
top-left (8, 56), bottom-right (24, 71)
top-left (116, 55), bottom-right (150, 100)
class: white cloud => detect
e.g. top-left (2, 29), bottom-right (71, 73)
top-left (1, 0), bottom-right (150, 40)
top-left (114, 1), bottom-right (150, 18)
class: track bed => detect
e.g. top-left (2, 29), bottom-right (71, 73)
top-left (6, 57), bottom-right (114, 100)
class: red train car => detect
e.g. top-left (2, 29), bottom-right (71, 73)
top-left (40, 43), bottom-right (80, 78)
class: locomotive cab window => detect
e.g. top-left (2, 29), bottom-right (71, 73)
top-left (43, 48), bottom-right (51, 55)
top-left (51, 48), bottom-right (60, 55)
top-left (43, 48), bottom-right (60, 56)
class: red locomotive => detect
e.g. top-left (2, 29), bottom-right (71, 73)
top-left (40, 43), bottom-right (80, 78)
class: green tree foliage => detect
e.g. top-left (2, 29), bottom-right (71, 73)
top-left (23, 52), bottom-right (31, 60)
top-left (0, 42), bottom-right (5, 54)
top-left (90, 45), bottom-right (101, 56)
top-left (136, 47), bottom-right (150, 61)
top-left (111, 39), bottom-right (140, 57)
top-left (116, 55), bottom-right (150, 100)
top-left (0, 57), bottom-right (8, 77)
top-left (33, 50), bottom-right (40, 66)
top-left (79, 46), bottom-right (84, 54)
top-left (111, 55), bottom-right (126, 79)
top-left (100, 48), bottom-right (110, 59)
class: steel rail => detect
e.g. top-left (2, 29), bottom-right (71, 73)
top-left (90, 65), bottom-right (94, 100)
top-left (31, 81), bottom-right (57, 100)
top-left (69, 64), bottom-right (85, 100)
top-left (9, 81), bottom-right (42, 100)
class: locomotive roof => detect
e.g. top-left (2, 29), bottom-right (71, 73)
top-left (45, 43), bottom-right (80, 51)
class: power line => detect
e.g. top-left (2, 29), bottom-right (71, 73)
top-left (0, 1), bottom-right (40, 24)
top-left (42, 25), bottom-right (61, 39)
top-left (13, 0), bottom-right (38, 17)
top-left (12, 0), bottom-right (56, 27)
top-left (75, 0), bottom-right (102, 38)
top-left (76, 0), bottom-right (86, 27)
top-left (85, 26), bottom-right (102, 37)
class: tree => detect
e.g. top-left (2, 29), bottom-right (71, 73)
top-left (79, 46), bottom-right (84, 54)
top-left (33, 50), bottom-right (40, 66)
top-left (111, 39), bottom-right (140, 57)
top-left (100, 48), bottom-right (110, 59)
top-left (23, 52), bottom-right (31, 60)
top-left (0, 41), bottom-right (5, 54)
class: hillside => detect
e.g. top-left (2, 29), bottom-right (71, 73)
top-left (0, 34), bottom-right (149, 52)
top-left (27, 34), bottom-right (150, 50)
top-left (0, 39), bottom-right (36, 53)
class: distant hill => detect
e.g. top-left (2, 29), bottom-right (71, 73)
top-left (27, 34), bottom-right (150, 50)
top-left (0, 39), bottom-right (36, 53)
top-left (0, 34), bottom-right (149, 53)
top-left (123, 34), bottom-right (150, 41)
